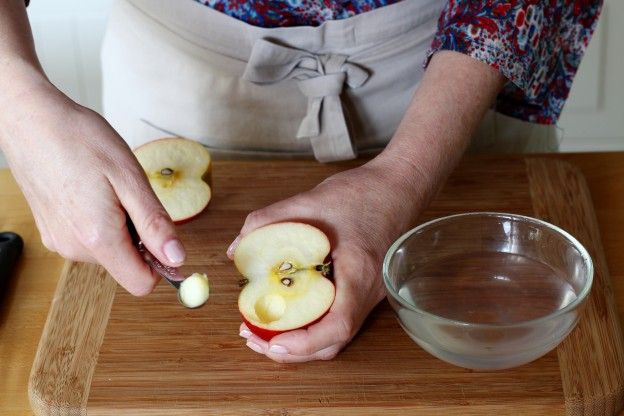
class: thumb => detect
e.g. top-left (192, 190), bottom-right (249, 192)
top-left (111, 170), bottom-right (185, 268)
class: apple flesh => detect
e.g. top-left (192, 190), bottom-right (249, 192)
top-left (134, 138), bottom-right (211, 223)
top-left (178, 272), bottom-right (210, 308)
top-left (235, 222), bottom-right (335, 341)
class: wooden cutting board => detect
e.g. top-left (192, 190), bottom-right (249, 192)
top-left (28, 157), bottom-right (624, 415)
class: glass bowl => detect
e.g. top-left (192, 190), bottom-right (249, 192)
top-left (383, 212), bottom-right (593, 370)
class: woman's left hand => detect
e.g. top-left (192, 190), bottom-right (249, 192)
top-left (227, 159), bottom-right (423, 363)
top-left (226, 51), bottom-right (506, 363)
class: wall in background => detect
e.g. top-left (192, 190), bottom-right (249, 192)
top-left (27, 0), bottom-right (113, 113)
top-left (0, 0), bottom-right (622, 168)
top-left (557, 0), bottom-right (624, 152)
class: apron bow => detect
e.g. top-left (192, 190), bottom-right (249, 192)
top-left (243, 39), bottom-right (369, 162)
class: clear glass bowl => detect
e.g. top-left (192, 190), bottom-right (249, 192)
top-left (383, 212), bottom-right (593, 370)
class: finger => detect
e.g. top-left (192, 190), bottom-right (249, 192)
top-left (239, 196), bottom-right (314, 236)
top-left (240, 326), bottom-right (342, 363)
top-left (109, 166), bottom-right (185, 268)
top-left (227, 207), bottom-right (283, 259)
top-left (239, 322), bottom-right (253, 338)
top-left (240, 291), bottom-right (357, 358)
top-left (239, 208), bottom-right (280, 237)
top-left (266, 310), bottom-right (354, 357)
top-left (226, 234), bottom-right (241, 260)
top-left (271, 264), bottom-right (364, 354)
top-left (266, 344), bottom-right (342, 363)
top-left (230, 197), bottom-right (315, 258)
top-left (86, 222), bottom-right (160, 296)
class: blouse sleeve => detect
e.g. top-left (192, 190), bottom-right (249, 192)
top-left (427, 0), bottom-right (604, 124)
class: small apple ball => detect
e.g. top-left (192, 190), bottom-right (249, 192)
top-left (178, 273), bottom-right (210, 308)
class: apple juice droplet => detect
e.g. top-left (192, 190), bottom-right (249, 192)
top-left (397, 251), bottom-right (578, 324)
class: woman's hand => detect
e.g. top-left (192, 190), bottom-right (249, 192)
top-left (0, 82), bottom-right (185, 296)
top-left (227, 51), bottom-right (506, 362)
top-left (227, 159), bottom-right (422, 363)
top-left (0, 0), bottom-right (184, 295)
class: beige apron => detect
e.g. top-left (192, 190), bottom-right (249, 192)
top-left (101, 0), bottom-right (559, 161)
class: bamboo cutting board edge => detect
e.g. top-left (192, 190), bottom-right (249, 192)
top-left (27, 158), bottom-right (624, 415)
top-left (28, 261), bottom-right (117, 416)
top-left (527, 159), bottom-right (624, 415)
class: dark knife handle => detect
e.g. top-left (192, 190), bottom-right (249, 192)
top-left (0, 232), bottom-right (24, 289)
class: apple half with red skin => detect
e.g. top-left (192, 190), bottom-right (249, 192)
top-left (235, 222), bottom-right (335, 341)
top-left (134, 138), bottom-right (211, 223)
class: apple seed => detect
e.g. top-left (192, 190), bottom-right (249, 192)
top-left (280, 277), bottom-right (293, 287)
top-left (160, 167), bottom-right (174, 176)
top-left (279, 262), bottom-right (292, 272)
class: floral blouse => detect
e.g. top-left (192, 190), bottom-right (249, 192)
top-left (195, 0), bottom-right (603, 124)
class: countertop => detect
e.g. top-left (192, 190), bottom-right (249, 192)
top-left (1, 153), bottom-right (623, 415)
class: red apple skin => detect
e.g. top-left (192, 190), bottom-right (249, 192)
top-left (242, 317), bottom-right (282, 341)
top-left (241, 310), bottom-right (330, 342)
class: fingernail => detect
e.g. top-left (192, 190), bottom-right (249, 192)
top-left (246, 340), bottom-right (264, 354)
top-left (269, 344), bottom-right (289, 354)
top-left (163, 239), bottom-right (185, 264)
top-left (239, 329), bottom-right (252, 339)
top-left (227, 235), bottom-right (241, 258)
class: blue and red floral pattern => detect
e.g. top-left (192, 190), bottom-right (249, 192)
top-left (194, 1), bottom-right (401, 27)
top-left (430, 0), bottom-right (603, 123)
top-left (195, 0), bottom-right (603, 124)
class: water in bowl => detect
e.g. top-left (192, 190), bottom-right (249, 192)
top-left (397, 251), bottom-right (578, 324)
top-left (395, 251), bottom-right (580, 369)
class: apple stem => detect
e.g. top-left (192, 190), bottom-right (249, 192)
top-left (316, 262), bottom-right (332, 277)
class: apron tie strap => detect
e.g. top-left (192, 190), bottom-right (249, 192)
top-left (243, 39), bottom-right (369, 162)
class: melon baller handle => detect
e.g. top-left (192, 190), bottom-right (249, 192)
top-left (125, 216), bottom-right (183, 290)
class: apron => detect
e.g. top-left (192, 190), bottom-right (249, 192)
top-left (101, 0), bottom-right (559, 162)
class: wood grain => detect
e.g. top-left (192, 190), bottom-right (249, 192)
top-left (0, 169), bottom-right (65, 416)
top-left (28, 262), bottom-right (117, 415)
top-left (22, 157), bottom-right (624, 415)
top-left (527, 159), bottom-right (624, 415)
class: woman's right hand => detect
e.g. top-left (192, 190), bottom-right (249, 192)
top-left (0, 80), bottom-right (185, 296)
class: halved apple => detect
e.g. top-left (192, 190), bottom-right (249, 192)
top-left (234, 222), bottom-right (335, 341)
top-left (134, 138), bottom-right (211, 223)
